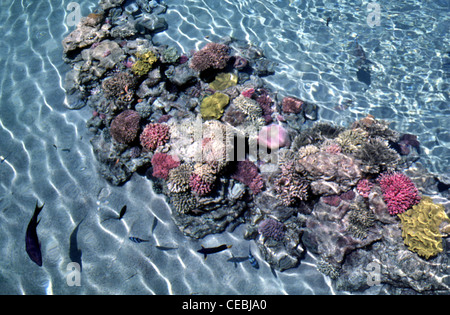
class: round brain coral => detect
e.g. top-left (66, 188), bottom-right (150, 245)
top-left (140, 123), bottom-right (170, 151)
top-left (378, 172), bottom-right (421, 215)
top-left (110, 110), bottom-right (140, 144)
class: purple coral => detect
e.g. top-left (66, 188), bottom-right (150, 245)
top-left (110, 110), bottom-right (140, 144)
top-left (256, 90), bottom-right (274, 124)
top-left (140, 123), bottom-right (170, 151)
top-left (258, 218), bottom-right (285, 241)
top-left (189, 42), bottom-right (230, 72)
top-left (281, 96), bottom-right (304, 114)
top-left (231, 160), bottom-right (264, 195)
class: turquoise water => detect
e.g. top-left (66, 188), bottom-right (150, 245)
top-left (0, 0), bottom-right (448, 294)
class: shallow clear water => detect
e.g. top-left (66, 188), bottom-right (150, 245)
top-left (0, 0), bottom-right (448, 294)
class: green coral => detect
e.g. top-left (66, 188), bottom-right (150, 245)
top-left (398, 196), bottom-right (450, 259)
top-left (161, 46), bottom-right (179, 64)
top-left (132, 51), bottom-right (158, 76)
top-left (233, 95), bottom-right (265, 126)
top-left (209, 72), bottom-right (238, 91)
top-left (200, 92), bottom-right (230, 120)
top-left (347, 201), bottom-right (376, 239)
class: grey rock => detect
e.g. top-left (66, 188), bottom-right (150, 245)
top-left (135, 14), bottom-right (167, 34)
top-left (62, 21), bottom-right (110, 54)
top-left (165, 64), bottom-right (197, 86)
top-left (99, 0), bottom-right (125, 10)
top-left (110, 21), bottom-right (137, 38)
top-left (135, 100), bottom-right (153, 119)
top-left (303, 102), bottom-right (318, 120)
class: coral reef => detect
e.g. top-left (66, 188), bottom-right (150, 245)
top-left (378, 172), bottom-right (421, 215)
top-left (140, 123), bottom-right (170, 151)
top-left (132, 50), bottom-right (158, 76)
top-left (336, 128), bottom-right (368, 154)
top-left (189, 42), bottom-right (230, 72)
top-left (109, 110), bottom-right (140, 144)
top-left (233, 95), bottom-right (264, 126)
top-left (258, 218), bottom-right (285, 241)
top-left (102, 72), bottom-right (137, 106)
top-left (200, 92), bottom-right (230, 120)
top-left (398, 197), bottom-right (449, 259)
top-left (151, 153), bottom-right (180, 180)
top-left (347, 201), bottom-right (376, 239)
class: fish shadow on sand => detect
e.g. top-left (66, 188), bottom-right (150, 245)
top-left (69, 219), bottom-right (84, 271)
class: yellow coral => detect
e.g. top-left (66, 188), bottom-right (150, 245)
top-left (132, 51), bottom-right (158, 76)
top-left (200, 93), bottom-right (229, 120)
top-left (398, 196), bottom-right (450, 259)
top-left (209, 72), bottom-right (238, 91)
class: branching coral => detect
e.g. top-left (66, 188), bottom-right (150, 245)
top-left (132, 50), bottom-right (158, 76)
top-left (189, 162), bottom-right (217, 196)
top-left (378, 172), bottom-right (421, 215)
top-left (354, 138), bottom-right (400, 174)
top-left (258, 218), bottom-right (285, 241)
top-left (356, 179), bottom-right (374, 198)
top-left (336, 128), bottom-right (368, 154)
top-left (189, 42), bottom-right (230, 72)
top-left (233, 95), bottom-right (265, 126)
top-left (151, 153), bottom-right (180, 179)
top-left (398, 197), bottom-right (450, 259)
top-left (140, 123), bottom-right (170, 151)
top-left (167, 163), bottom-right (194, 193)
top-left (347, 201), bottom-right (376, 239)
top-left (102, 72), bottom-right (137, 103)
top-left (274, 161), bottom-right (309, 206)
top-left (110, 110), bottom-right (140, 144)
top-left (231, 160), bottom-right (264, 195)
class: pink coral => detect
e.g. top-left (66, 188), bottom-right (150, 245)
top-left (325, 143), bottom-right (342, 154)
top-left (258, 124), bottom-right (290, 150)
top-left (189, 173), bottom-right (214, 196)
top-left (241, 88), bottom-right (255, 98)
top-left (140, 123), bottom-right (170, 151)
top-left (357, 179), bottom-right (374, 198)
top-left (282, 96), bottom-right (304, 114)
top-left (110, 110), bottom-right (140, 144)
top-left (189, 42), bottom-right (230, 72)
top-left (231, 160), bottom-right (264, 195)
top-left (377, 172), bottom-right (421, 215)
top-left (274, 162), bottom-right (309, 206)
top-left (151, 153), bottom-right (180, 179)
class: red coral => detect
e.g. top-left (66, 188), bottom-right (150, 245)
top-left (282, 96), bottom-right (304, 114)
top-left (140, 123), bottom-right (170, 151)
top-left (231, 160), bottom-right (264, 195)
top-left (151, 153), bottom-right (180, 179)
top-left (110, 110), bottom-right (140, 144)
top-left (189, 42), bottom-right (230, 72)
top-left (189, 173), bottom-right (213, 196)
top-left (378, 172), bottom-right (421, 215)
top-left (357, 179), bottom-right (374, 198)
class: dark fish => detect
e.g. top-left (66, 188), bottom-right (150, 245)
top-left (25, 202), bottom-right (44, 266)
top-left (151, 216), bottom-right (158, 234)
top-left (248, 247), bottom-right (259, 269)
top-left (197, 244), bottom-right (232, 260)
top-left (129, 237), bottom-right (149, 243)
top-left (326, 17), bottom-right (331, 27)
top-left (69, 219), bottom-right (84, 271)
top-left (118, 205), bottom-right (127, 220)
top-left (155, 245), bottom-right (178, 251)
top-left (61, 148), bottom-right (71, 153)
top-left (357, 65), bottom-right (371, 86)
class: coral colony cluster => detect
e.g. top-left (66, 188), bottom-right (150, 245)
top-left (63, 0), bottom-right (450, 293)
